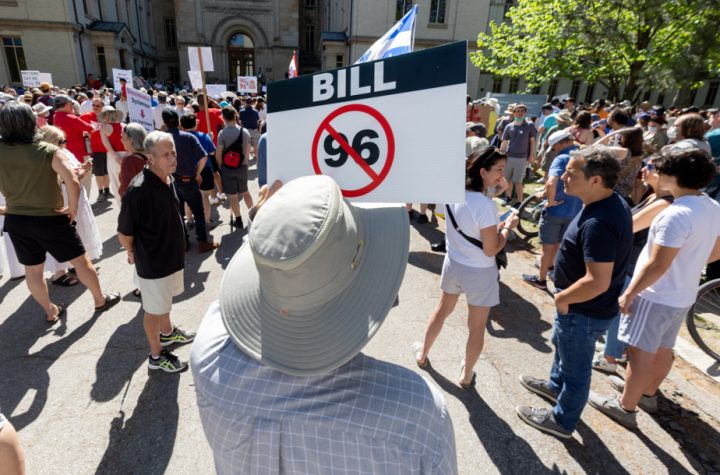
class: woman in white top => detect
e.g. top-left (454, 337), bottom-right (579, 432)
top-left (414, 146), bottom-right (519, 389)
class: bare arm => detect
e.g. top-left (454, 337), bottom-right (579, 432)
top-left (707, 237), bottom-right (720, 264)
top-left (100, 129), bottom-right (117, 163)
top-left (555, 261), bottom-right (614, 314)
top-left (632, 198), bottom-right (671, 233)
top-left (51, 149), bottom-right (80, 221)
top-left (620, 243), bottom-right (680, 313)
top-left (544, 175), bottom-right (562, 207)
top-left (529, 137), bottom-right (536, 162)
top-left (117, 232), bottom-right (136, 265)
top-left (244, 132), bottom-right (251, 160)
top-left (500, 140), bottom-right (509, 153)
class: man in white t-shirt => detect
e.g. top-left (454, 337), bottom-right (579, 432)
top-left (152, 92), bottom-right (170, 130)
top-left (589, 148), bottom-right (720, 429)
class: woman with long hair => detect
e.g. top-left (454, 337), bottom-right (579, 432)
top-left (414, 146), bottom-right (519, 389)
top-left (568, 111), bottom-right (594, 145)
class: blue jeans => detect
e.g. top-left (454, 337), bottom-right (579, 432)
top-left (603, 275), bottom-right (632, 359)
top-left (175, 181), bottom-right (208, 242)
top-left (548, 311), bottom-right (613, 431)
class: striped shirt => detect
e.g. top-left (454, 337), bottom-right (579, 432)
top-left (190, 302), bottom-right (457, 475)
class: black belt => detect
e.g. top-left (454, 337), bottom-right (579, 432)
top-left (175, 175), bottom-right (194, 183)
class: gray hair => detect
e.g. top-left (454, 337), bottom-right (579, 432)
top-left (143, 130), bottom-right (174, 155)
top-left (0, 101), bottom-right (40, 144)
top-left (123, 123), bottom-right (147, 152)
top-left (570, 144), bottom-right (621, 189)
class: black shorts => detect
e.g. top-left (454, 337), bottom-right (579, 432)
top-left (221, 168), bottom-right (248, 195)
top-left (3, 214), bottom-right (85, 266)
top-left (210, 154), bottom-right (220, 174)
top-left (199, 166), bottom-right (215, 191)
top-left (92, 152), bottom-right (108, 176)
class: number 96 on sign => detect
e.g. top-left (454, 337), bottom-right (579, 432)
top-left (313, 109), bottom-right (391, 194)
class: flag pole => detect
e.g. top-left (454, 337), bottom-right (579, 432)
top-left (197, 47), bottom-right (213, 139)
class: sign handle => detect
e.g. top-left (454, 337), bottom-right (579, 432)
top-left (197, 47), bottom-right (213, 140)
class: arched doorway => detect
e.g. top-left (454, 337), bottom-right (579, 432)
top-left (228, 33), bottom-right (255, 81)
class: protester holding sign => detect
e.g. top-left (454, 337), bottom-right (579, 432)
top-left (414, 146), bottom-right (518, 390)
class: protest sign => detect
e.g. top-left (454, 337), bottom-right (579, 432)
top-left (188, 47), bottom-right (214, 72)
top-left (21, 70), bottom-right (40, 87)
top-left (237, 76), bottom-right (258, 94)
top-left (484, 92), bottom-right (547, 117)
top-left (38, 73), bottom-right (53, 85)
top-left (188, 71), bottom-right (203, 90)
top-left (126, 87), bottom-right (154, 132)
top-left (206, 84), bottom-right (227, 99)
top-left (267, 41), bottom-right (466, 203)
top-left (112, 68), bottom-right (133, 92)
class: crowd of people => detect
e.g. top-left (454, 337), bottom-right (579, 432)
top-left (0, 76), bottom-right (719, 474)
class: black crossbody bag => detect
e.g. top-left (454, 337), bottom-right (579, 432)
top-left (445, 205), bottom-right (508, 270)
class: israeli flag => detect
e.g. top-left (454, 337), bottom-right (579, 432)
top-left (356, 5), bottom-right (417, 64)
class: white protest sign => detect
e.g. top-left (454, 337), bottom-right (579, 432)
top-left (21, 70), bottom-right (40, 87)
top-left (112, 68), bottom-right (133, 91)
top-left (38, 73), bottom-right (53, 85)
top-left (188, 47), bottom-right (214, 72)
top-left (126, 87), bottom-right (154, 132)
top-left (188, 70), bottom-right (203, 90)
top-left (237, 76), bottom-right (258, 94)
top-left (267, 42), bottom-right (466, 203)
top-left (206, 84), bottom-right (227, 99)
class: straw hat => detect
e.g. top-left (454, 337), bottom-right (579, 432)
top-left (219, 175), bottom-right (410, 376)
top-left (32, 102), bottom-right (52, 115)
top-left (99, 105), bottom-right (124, 123)
top-left (556, 111), bottom-right (573, 125)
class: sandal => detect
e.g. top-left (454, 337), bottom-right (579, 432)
top-left (46, 303), bottom-right (67, 325)
top-left (51, 273), bottom-right (79, 287)
top-left (412, 341), bottom-right (429, 369)
top-left (459, 360), bottom-right (476, 390)
top-left (94, 292), bottom-right (121, 314)
top-left (132, 288), bottom-right (141, 297)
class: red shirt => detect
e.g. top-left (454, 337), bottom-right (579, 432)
top-left (197, 108), bottom-right (223, 145)
top-left (53, 111), bottom-right (94, 163)
top-left (90, 123), bottom-right (126, 153)
top-left (119, 153), bottom-right (147, 197)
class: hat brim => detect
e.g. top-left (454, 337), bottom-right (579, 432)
top-left (220, 203), bottom-right (410, 376)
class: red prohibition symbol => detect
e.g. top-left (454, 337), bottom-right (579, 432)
top-left (311, 103), bottom-right (395, 198)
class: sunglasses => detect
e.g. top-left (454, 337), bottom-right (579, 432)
top-left (645, 163), bottom-right (655, 171)
top-left (59, 139), bottom-right (68, 145)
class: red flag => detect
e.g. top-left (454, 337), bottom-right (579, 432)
top-left (288, 51), bottom-right (298, 78)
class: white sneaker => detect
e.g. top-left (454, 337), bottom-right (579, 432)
top-left (209, 196), bottom-right (220, 205)
top-left (595, 341), bottom-right (605, 353)
top-left (592, 356), bottom-right (618, 374)
top-left (217, 193), bottom-right (227, 201)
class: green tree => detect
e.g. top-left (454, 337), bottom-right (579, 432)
top-left (471, 0), bottom-right (720, 106)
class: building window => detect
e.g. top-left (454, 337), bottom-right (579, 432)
top-left (396, 0), bottom-right (413, 21)
top-left (508, 77), bottom-right (520, 93)
top-left (336, 55), bottom-right (344, 68)
top-left (2, 37), bottom-right (26, 83)
top-left (547, 78), bottom-right (559, 98)
top-left (119, 49), bottom-right (126, 69)
top-left (584, 83), bottom-right (595, 103)
top-left (164, 18), bottom-right (177, 48)
top-left (304, 0), bottom-right (316, 8)
top-left (97, 0), bottom-right (103, 20)
top-left (570, 80), bottom-right (581, 99)
top-left (503, 0), bottom-right (514, 20)
top-left (429, 0), bottom-right (446, 24)
top-left (304, 24), bottom-right (316, 52)
top-left (492, 76), bottom-right (503, 93)
top-left (689, 88), bottom-right (698, 106)
top-left (704, 81), bottom-right (719, 106)
top-left (97, 46), bottom-right (107, 79)
top-left (657, 91), bottom-right (665, 105)
top-left (169, 66), bottom-right (179, 84)
top-left (530, 85), bottom-right (541, 95)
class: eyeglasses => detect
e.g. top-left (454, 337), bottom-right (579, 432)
top-left (59, 139), bottom-right (68, 145)
top-left (645, 163), bottom-right (655, 171)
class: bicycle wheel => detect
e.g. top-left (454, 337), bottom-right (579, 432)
top-left (686, 279), bottom-right (720, 361)
top-left (516, 192), bottom-right (544, 238)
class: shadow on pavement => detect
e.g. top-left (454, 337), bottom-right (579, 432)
top-left (0, 276), bottom-right (25, 305)
top-left (424, 366), bottom-right (554, 474)
top-left (91, 308), bottom-right (146, 402)
top-left (0, 296), bottom-right (101, 431)
top-left (411, 220), bottom-right (444, 246)
top-left (408, 251), bottom-right (444, 275)
top-left (214, 225), bottom-right (248, 270)
top-left (487, 282), bottom-right (552, 353)
top-left (96, 372), bottom-right (181, 474)
top-left (562, 423), bottom-right (631, 475)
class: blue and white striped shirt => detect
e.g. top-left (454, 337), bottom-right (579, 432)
top-left (190, 302), bottom-right (457, 475)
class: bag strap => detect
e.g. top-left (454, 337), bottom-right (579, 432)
top-left (445, 204), bottom-right (484, 249)
top-left (224, 126), bottom-right (244, 154)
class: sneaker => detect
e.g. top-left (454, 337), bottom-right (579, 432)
top-left (416, 214), bottom-right (429, 224)
top-left (592, 356), bottom-right (618, 374)
top-left (209, 196), bottom-right (220, 205)
top-left (533, 259), bottom-right (554, 271)
top-left (502, 196), bottom-right (512, 206)
top-left (522, 274), bottom-right (547, 290)
top-left (519, 375), bottom-right (558, 403)
top-left (607, 375), bottom-right (659, 413)
top-left (516, 406), bottom-right (573, 439)
top-left (148, 349), bottom-right (187, 373)
top-left (198, 240), bottom-right (220, 253)
top-left (206, 219), bottom-right (223, 230)
top-left (160, 326), bottom-right (196, 347)
top-left (186, 219), bottom-right (196, 229)
top-left (217, 193), bottom-right (227, 201)
top-left (232, 215), bottom-right (244, 228)
top-left (594, 341), bottom-right (606, 353)
top-left (587, 393), bottom-right (638, 429)
top-left (430, 241), bottom-right (446, 253)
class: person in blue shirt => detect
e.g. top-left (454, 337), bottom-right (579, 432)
top-left (522, 131), bottom-right (583, 290)
top-left (179, 113), bottom-right (222, 229)
top-left (257, 121), bottom-right (267, 188)
top-left (239, 97), bottom-right (260, 158)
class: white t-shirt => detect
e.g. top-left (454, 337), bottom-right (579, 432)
top-left (152, 104), bottom-right (170, 130)
top-left (636, 194), bottom-right (720, 308)
top-left (446, 191), bottom-right (499, 268)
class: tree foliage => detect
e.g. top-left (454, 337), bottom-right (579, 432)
top-left (470, 0), bottom-right (720, 105)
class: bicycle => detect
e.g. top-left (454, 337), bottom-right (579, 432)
top-left (686, 278), bottom-right (720, 361)
top-left (515, 191), bottom-right (545, 238)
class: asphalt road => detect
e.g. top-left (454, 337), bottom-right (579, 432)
top-left (1, 164), bottom-right (719, 474)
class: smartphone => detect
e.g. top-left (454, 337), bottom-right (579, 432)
top-left (499, 210), bottom-right (515, 222)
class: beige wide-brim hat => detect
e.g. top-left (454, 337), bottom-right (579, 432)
top-left (220, 175), bottom-right (410, 376)
top-left (99, 106), bottom-right (124, 123)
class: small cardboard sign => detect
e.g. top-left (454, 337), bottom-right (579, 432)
top-left (126, 87), bottom-right (154, 132)
top-left (206, 84), bottom-right (228, 99)
top-left (21, 70), bottom-right (40, 87)
top-left (188, 71), bottom-right (203, 90)
top-left (237, 76), bottom-right (258, 94)
top-left (112, 68), bottom-right (133, 92)
top-left (188, 47), bottom-right (214, 72)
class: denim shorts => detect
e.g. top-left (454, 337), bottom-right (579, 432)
top-left (539, 213), bottom-right (572, 245)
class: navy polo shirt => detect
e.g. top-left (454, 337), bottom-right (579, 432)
top-left (239, 107), bottom-right (259, 130)
top-left (553, 192), bottom-right (633, 318)
top-left (167, 127), bottom-right (206, 177)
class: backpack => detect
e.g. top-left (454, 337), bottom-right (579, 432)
top-left (222, 127), bottom-right (244, 169)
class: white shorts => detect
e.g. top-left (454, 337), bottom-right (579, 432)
top-left (440, 256), bottom-right (499, 307)
top-left (248, 129), bottom-right (260, 148)
top-left (135, 269), bottom-right (184, 315)
top-left (617, 295), bottom-right (690, 353)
